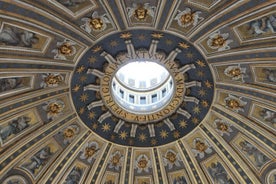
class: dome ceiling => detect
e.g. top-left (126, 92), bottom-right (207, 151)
top-left (0, 0), bottom-right (275, 184)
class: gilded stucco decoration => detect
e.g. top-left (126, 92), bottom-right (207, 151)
top-left (0, 0), bottom-right (275, 184)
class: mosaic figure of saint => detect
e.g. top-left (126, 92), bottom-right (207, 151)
top-left (259, 108), bottom-right (276, 128)
top-left (239, 140), bottom-right (270, 168)
top-left (248, 15), bottom-right (276, 36)
top-left (207, 162), bottom-right (234, 184)
top-left (263, 69), bottom-right (276, 83)
top-left (0, 116), bottom-right (31, 145)
top-left (23, 146), bottom-right (53, 174)
top-left (64, 166), bottom-right (83, 184)
top-left (57, 0), bottom-right (86, 7)
top-left (0, 27), bottom-right (39, 47)
top-left (0, 78), bottom-right (23, 93)
top-left (173, 176), bottom-right (187, 184)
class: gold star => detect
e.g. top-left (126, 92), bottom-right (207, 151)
top-left (179, 120), bottom-right (187, 128)
top-left (88, 56), bottom-right (97, 64)
top-left (201, 100), bottom-right (209, 108)
top-left (198, 89), bottom-right (206, 97)
top-left (204, 80), bottom-right (213, 88)
top-left (92, 45), bottom-right (102, 53)
top-left (120, 32), bottom-right (132, 39)
top-left (173, 130), bottom-right (180, 138)
top-left (196, 60), bottom-right (206, 67)
top-left (80, 93), bottom-right (88, 102)
top-left (160, 130), bottom-right (168, 139)
top-left (119, 131), bottom-right (127, 140)
top-left (109, 40), bottom-right (118, 47)
top-left (138, 34), bottom-right (146, 41)
top-left (110, 134), bottom-right (116, 140)
top-left (151, 138), bottom-right (157, 146)
top-left (178, 42), bottom-right (189, 49)
top-left (138, 133), bottom-right (147, 142)
top-left (102, 123), bottom-right (111, 132)
top-left (72, 85), bottom-right (80, 92)
top-left (128, 138), bottom-right (134, 145)
top-left (192, 117), bottom-right (199, 124)
top-left (79, 107), bottom-right (85, 114)
top-left (76, 65), bottom-right (85, 74)
top-left (151, 32), bottom-right (163, 39)
top-left (165, 39), bottom-right (173, 45)
top-left (88, 111), bottom-right (96, 119)
top-left (79, 75), bottom-right (87, 82)
top-left (197, 70), bottom-right (204, 77)
top-left (193, 106), bottom-right (201, 114)
top-left (186, 52), bottom-right (193, 58)
top-left (92, 122), bottom-right (98, 130)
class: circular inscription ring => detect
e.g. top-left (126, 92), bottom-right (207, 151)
top-left (100, 54), bottom-right (185, 124)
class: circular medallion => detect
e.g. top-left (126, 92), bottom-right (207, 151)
top-left (71, 29), bottom-right (214, 147)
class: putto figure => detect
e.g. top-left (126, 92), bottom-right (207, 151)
top-left (127, 3), bottom-right (156, 21)
top-left (108, 151), bottom-right (123, 171)
top-left (224, 94), bottom-right (247, 113)
top-left (40, 73), bottom-right (64, 88)
top-left (81, 11), bottom-right (111, 33)
top-left (213, 119), bottom-right (233, 137)
top-left (62, 124), bottom-right (80, 145)
top-left (174, 8), bottom-right (203, 28)
top-left (224, 65), bottom-right (246, 82)
top-left (42, 99), bottom-right (65, 120)
top-left (163, 149), bottom-right (182, 170)
top-left (79, 141), bottom-right (99, 163)
top-left (52, 39), bottom-right (76, 60)
top-left (207, 31), bottom-right (233, 51)
top-left (135, 154), bottom-right (152, 173)
top-left (0, 27), bottom-right (39, 47)
top-left (192, 137), bottom-right (212, 159)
